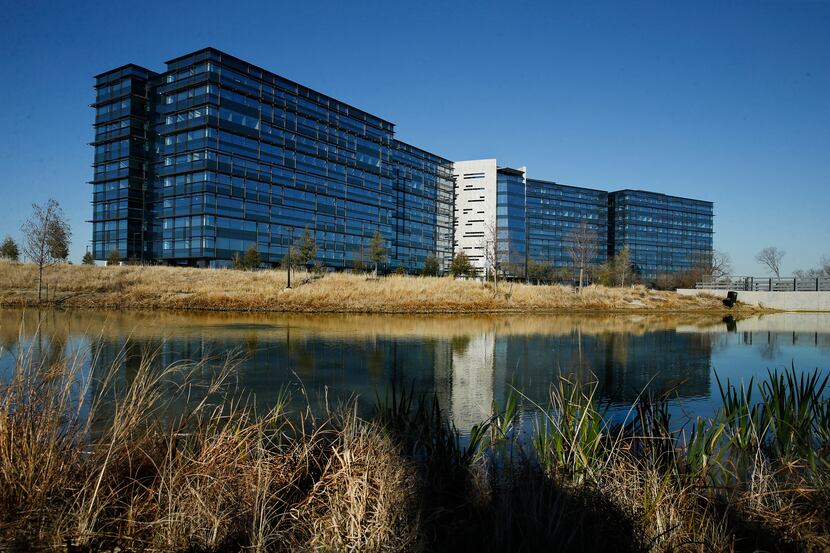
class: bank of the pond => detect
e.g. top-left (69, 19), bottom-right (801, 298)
top-left (2, 348), bottom-right (828, 552)
top-left (0, 262), bottom-right (756, 314)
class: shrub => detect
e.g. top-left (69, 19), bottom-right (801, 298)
top-left (106, 248), bottom-right (120, 266)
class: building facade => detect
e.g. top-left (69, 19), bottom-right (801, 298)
top-left (452, 160), bottom-right (712, 282)
top-left (90, 49), bottom-right (712, 280)
top-left (608, 190), bottom-right (714, 281)
top-left (525, 178), bottom-right (608, 270)
top-left (91, 48), bottom-right (453, 271)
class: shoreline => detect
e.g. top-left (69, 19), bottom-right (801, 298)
top-left (0, 261), bottom-right (765, 315)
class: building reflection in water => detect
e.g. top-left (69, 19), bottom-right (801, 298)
top-left (1, 310), bottom-right (829, 434)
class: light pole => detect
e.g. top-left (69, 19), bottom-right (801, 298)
top-left (286, 226), bottom-right (293, 289)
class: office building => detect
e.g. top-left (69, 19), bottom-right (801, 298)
top-left (91, 48), bottom-right (454, 272)
top-left (609, 190), bottom-right (714, 280)
top-left (525, 178), bottom-right (608, 270)
top-left (453, 160), bottom-right (712, 281)
top-left (90, 49), bottom-right (712, 280)
top-left (453, 160), bottom-right (528, 274)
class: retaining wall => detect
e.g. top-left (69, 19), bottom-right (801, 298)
top-left (677, 289), bottom-right (830, 312)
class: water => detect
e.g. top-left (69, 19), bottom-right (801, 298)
top-left (1, 309), bottom-right (829, 434)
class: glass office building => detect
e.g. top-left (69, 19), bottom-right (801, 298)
top-left (455, 160), bottom-right (712, 282)
top-left (90, 49), bottom-right (712, 280)
top-left (525, 179), bottom-right (608, 270)
top-left (495, 168), bottom-right (527, 269)
top-left (608, 190), bottom-right (714, 280)
top-left (91, 48), bottom-right (453, 271)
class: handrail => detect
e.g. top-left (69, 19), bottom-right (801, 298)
top-left (695, 276), bottom-right (830, 292)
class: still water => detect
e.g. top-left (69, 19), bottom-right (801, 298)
top-left (1, 309), bottom-right (829, 433)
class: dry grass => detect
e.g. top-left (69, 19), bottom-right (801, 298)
top-left (0, 261), bottom-right (747, 313)
top-left (0, 343), bottom-right (417, 552)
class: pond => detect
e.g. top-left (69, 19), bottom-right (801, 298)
top-left (1, 309), bottom-right (829, 433)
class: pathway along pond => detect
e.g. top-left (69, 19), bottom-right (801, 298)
top-left (1, 309), bottom-right (829, 434)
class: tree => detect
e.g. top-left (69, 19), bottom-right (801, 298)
top-left (232, 251), bottom-right (244, 270)
top-left (449, 250), bottom-right (475, 278)
top-left (755, 247), bottom-right (785, 278)
top-left (21, 199), bottom-right (71, 303)
top-left (527, 259), bottom-right (553, 284)
top-left (0, 236), bottom-right (19, 261)
top-left (567, 220), bottom-right (599, 293)
top-left (369, 231), bottom-right (387, 276)
top-left (422, 254), bottom-right (440, 277)
top-left (479, 220), bottom-right (501, 292)
top-left (107, 247), bottom-right (120, 266)
top-left (297, 227), bottom-right (317, 269)
top-left (793, 255), bottom-right (830, 279)
top-left (613, 245), bottom-right (632, 287)
top-left (710, 250), bottom-right (732, 279)
top-left (394, 265), bottom-right (406, 276)
top-left (352, 246), bottom-right (367, 273)
top-left (244, 243), bottom-right (261, 270)
top-left (82, 251), bottom-right (95, 265)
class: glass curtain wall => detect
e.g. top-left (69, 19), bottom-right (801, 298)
top-left (609, 190), bottom-right (714, 281)
top-left (495, 168), bottom-right (527, 275)
top-left (89, 49), bottom-right (454, 272)
top-left (525, 179), bottom-right (608, 270)
top-left (91, 65), bottom-right (156, 261)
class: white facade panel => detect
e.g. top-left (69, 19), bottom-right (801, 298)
top-left (453, 159), bottom-right (498, 273)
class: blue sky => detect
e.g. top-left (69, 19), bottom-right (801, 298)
top-left (1, 0), bottom-right (828, 274)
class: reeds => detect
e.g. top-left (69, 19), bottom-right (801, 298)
top-left (0, 340), bottom-right (417, 552)
top-left (1, 335), bottom-right (827, 551)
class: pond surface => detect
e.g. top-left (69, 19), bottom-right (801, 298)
top-left (1, 309), bottom-right (829, 433)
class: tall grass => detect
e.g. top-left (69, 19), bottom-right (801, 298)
top-left (0, 340), bottom-right (415, 552)
top-left (1, 334), bottom-right (827, 551)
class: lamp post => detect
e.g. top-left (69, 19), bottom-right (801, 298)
top-left (286, 226), bottom-right (293, 289)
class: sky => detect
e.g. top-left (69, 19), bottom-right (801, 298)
top-left (0, 0), bottom-right (828, 274)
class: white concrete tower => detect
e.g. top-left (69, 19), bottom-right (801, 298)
top-left (453, 159), bottom-right (498, 273)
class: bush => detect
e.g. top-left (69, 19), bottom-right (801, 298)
top-left (106, 248), bottom-right (120, 266)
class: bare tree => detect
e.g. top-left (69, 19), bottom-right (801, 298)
top-left (369, 231), bottom-right (387, 277)
top-left (21, 199), bottom-right (72, 303)
top-left (567, 220), bottom-right (599, 293)
top-left (614, 245), bottom-right (632, 287)
top-left (479, 220), bottom-right (501, 293)
top-left (793, 255), bottom-right (830, 279)
top-left (755, 246), bottom-right (785, 278)
top-left (711, 250), bottom-right (732, 278)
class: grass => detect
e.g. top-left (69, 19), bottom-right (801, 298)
top-left (1, 333), bottom-right (828, 551)
top-left (0, 261), bottom-right (746, 313)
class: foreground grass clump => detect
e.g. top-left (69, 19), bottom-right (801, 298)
top-left (0, 347), bottom-right (415, 552)
top-left (0, 261), bottom-right (733, 313)
top-left (1, 341), bottom-right (828, 551)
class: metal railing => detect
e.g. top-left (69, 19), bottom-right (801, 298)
top-left (696, 276), bottom-right (830, 292)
